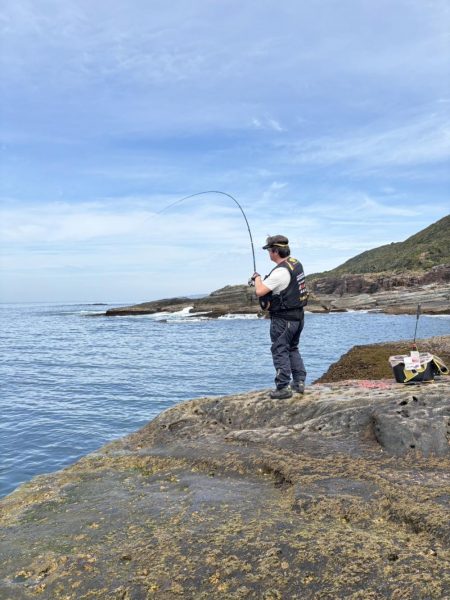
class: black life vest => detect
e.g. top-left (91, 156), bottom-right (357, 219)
top-left (259, 257), bottom-right (309, 319)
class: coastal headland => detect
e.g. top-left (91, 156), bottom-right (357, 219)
top-left (103, 266), bottom-right (450, 317)
top-left (1, 336), bottom-right (449, 599)
top-left (104, 215), bottom-right (450, 317)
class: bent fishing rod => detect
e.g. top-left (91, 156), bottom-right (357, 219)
top-left (153, 190), bottom-right (257, 273)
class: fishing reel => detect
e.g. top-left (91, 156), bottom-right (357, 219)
top-left (248, 272), bottom-right (260, 287)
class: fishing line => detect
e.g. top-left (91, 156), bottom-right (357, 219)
top-left (153, 190), bottom-right (257, 273)
top-left (412, 303), bottom-right (421, 349)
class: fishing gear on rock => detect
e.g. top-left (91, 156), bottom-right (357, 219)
top-left (388, 303), bottom-right (449, 384)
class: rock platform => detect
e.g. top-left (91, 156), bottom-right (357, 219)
top-left (1, 376), bottom-right (449, 599)
top-left (309, 265), bottom-right (450, 314)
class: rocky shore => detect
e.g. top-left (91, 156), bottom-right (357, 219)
top-left (309, 265), bottom-right (450, 315)
top-left (103, 265), bottom-right (450, 317)
top-left (105, 285), bottom-right (261, 318)
top-left (1, 338), bottom-right (449, 599)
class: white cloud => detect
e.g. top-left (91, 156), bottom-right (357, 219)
top-left (0, 203), bottom-right (144, 244)
top-left (359, 197), bottom-right (420, 217)
top-left (289, 112), bottom-right (450, 170)
top-left (260, 182), bottom-right (288, 203)
top-left (267, 119), bottom-right (284, 132)
top-left (0, 197), bottom-right (263, 252)
top-left (251, 117), bottom-right (285, 132)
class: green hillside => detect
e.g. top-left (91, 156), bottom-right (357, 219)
top-left (316, 214), bottom-right (450, 277)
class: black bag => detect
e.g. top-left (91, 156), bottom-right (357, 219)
top-left (389, 352), bottom-right (448, 384)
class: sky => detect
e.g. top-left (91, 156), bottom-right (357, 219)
top-left (1, 0), bottom-right (449, 303)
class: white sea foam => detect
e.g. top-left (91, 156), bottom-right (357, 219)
top-left (150, 306), bottom-right (194, 319)
top-left (151, 306), bottom-right (213, 322)
top-left (218, 313), bottom-right (260, 320)
top-left (150, 307), bottom-right (262, 321)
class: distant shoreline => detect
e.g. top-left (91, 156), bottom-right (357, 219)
top-left (102, 280), bottom-right (450, 318)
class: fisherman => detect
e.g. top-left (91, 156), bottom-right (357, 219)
top-left (251, 235), bottom-right (308, 399)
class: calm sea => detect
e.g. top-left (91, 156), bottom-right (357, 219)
top-left (1, 303), bottom-right (449, 498)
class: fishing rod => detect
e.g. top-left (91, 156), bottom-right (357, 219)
top-left (154, 190), bottom-right (257, 273)
top-left (412, 303), bottom-right (421, 350)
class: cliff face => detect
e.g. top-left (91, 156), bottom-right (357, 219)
top-left (310, 264), bottom-right (450, 295)
top-left (307, 264), bottom-right (450, 314)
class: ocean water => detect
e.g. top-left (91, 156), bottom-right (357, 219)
top-left (1, 302), bottom-right (449, 498)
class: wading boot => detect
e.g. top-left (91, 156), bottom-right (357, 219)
top-left (292, 381), bottom-right (305, 394)
top-left (269, 386), bottom-right (293, 400)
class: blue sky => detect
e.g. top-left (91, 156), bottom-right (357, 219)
top-left (1, 0), bottom-right (449, 302)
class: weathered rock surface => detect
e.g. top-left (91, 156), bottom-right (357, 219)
top-left (309, 265), bottom-right (450, 314)
top-left (316, 282), bottom-right (450, 314)
top-left (1, 378), bottom-right (449, 599)
top-left (311, 265), bottom-right (450, 295)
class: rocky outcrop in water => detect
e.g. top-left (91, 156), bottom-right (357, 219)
top-left (105, 285), bottom-right (261, 317)
top-left (1, 365), bottom-right (449, 598)
top-left (104, 265), bottom-right (450, 317)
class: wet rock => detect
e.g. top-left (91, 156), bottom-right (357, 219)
top-left (105, 296), bottom-right (194, 316)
